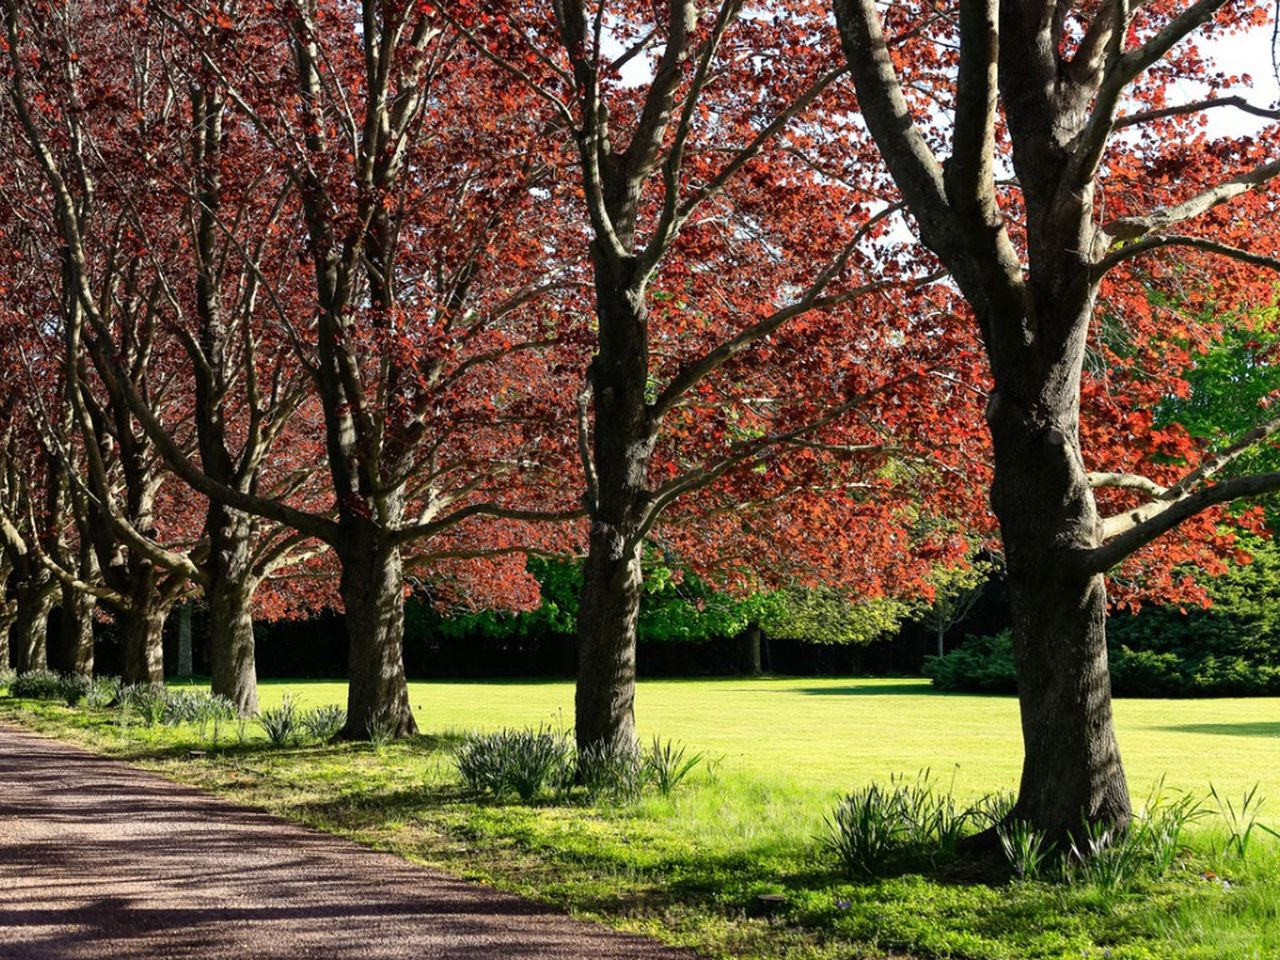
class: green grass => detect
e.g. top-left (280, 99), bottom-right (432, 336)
top-left (4, 675), bottom-right (1279, 960)
top-left (239, 676), bottom-right (1280, 807)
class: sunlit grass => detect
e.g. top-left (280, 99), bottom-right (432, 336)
top-left (235, 676), bottom-right (1280, 812)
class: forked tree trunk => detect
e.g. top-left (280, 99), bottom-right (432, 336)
top-left (338, 528), bottom-right (416, 738)
top-left (59, 582), bottom-right (96, 676)
top-left (206, 508), bottom-right (259, 714)
top-left (575, 535), bottom-right (643, 752)
top-left (119, 594), bottom-right (170, 685)
top-left (11, 575), bottom-right (55, 672)
top-left (986, 338), bottom-right (1130, 842)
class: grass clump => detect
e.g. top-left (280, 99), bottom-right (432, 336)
top-left (824, 770), bottom-right (986, 876)
top-left (10, 670), bottom-right (66, 700)
top-left (456, 729), bottom-right (704, 805)
top-left (456, 727), bottom-right (574, 802)
top-left (258, 693), bottom-right (301, 746)
top-left (84, 677), bottom-right (121, 708)
top-left (301, 704), bottom-right (346, 743)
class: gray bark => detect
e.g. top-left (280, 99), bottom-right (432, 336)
top-left (11, 572), bottom-right (55, 673)
top-left (119, 581), bottom-right (172, 685)
top-left (338, 526), bottom-right (416, 738)
top-left (59, 581), bottom-right (95, 676)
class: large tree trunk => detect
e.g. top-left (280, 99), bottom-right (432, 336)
top-left (119, 592), bottom-right (170, 685)
top-left (986, 353), bottom-right (1130, 842)
top-left (206, 507), bottom-right (259, 714)
top-left (11, 573), bottom-right (55, 672)
top-left (59, 582), bottom-right (96, 676)
top-left (208, 580), bottom-right (258, 715)
top-left (574, 253), bottom-right (652, 755)
top-left (338, 527), bottom-right (416, 738)
top-left (575, 535), bottom-right (643, 752)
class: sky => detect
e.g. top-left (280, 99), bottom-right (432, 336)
top-left (1188, 26), bottom-right (1280, 138)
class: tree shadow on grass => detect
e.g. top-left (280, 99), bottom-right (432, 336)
top-left (1158, 722), bottom-right (1280, 738)
top-left (97, 729), bottom-right (467, 766)
top-left (784, 683), bottom-right (956, 697)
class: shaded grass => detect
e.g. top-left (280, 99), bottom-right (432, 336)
top-left (3, 676), bottom-right (1279, 960)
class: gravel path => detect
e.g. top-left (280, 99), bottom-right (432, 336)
top-left (0, 724), bottom-right (692, 959)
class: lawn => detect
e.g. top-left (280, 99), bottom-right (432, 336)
top-left (251, 676), bottom-right (1280, 807)
top-left (3, 676), bottom-right (1279, 960)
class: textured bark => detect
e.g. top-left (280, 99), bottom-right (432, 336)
top-left (208, 580), bottom-right (258, 715)
top-left (205, 507), bottom-right (259, 714)
top-left (59, 582), bottom-right (96, 677)
top-left (575, 536), bottom-right (643, 752)
top-left (987, 383), bottom-right (1129, 839)
top-left (574, 252), bottom-right (652, 754)
top-left (119, 588), bottom-right (171, 685)
top-left (11, 573), bottom-right (55, 673)
top-left (338, 527), bottom-right (416, 739)
top-left (177, 604), bottom-right (193, 676)
top-left (831, 0), bottom-right (1139, 840)
top-left (0, 552), bottom-right (15, 671)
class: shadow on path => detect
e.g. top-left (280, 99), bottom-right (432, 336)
top-left (0, 725), bottom-right (691, 960)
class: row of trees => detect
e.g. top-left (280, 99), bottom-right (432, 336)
top-left (0, 0), bottom-right (1276, 841)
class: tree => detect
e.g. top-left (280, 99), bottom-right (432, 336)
top-left (4, 0), bottom-right (586, 734)
top-left (832, 0), bottom-right (1280, 838)
top-left (457, 0), bottom-right (980, 753)
top-left (917, 555), bottom-right (998, 659)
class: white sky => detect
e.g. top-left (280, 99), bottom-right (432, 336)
top-left (1186, 28), bottom-right (1280, 138)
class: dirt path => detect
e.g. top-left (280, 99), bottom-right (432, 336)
top-left (0, 724), bottom-right (692, 959)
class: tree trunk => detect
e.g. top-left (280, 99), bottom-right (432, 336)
top-left (574, 252), bottom-right (652, 755)
top-left (338, 528), bottom-right (416, 738)
top-left (986, 385), bottom-right (1130, 843)
top-left (936, 620), bottom-right (945, 659)
top-left (575, 535), bottom-right (643, 753)
top-left (59, 582), bottom-right (95, 676)
top-left (11, 574), bottom-right (55, 672)
top-left (119, 596), bottom-right (169, 685)
top-left (208, 577), bottom-right (258, 715)
top-left (176, 603), bottom-right (193, 677)
top-left (741, 622), bottom-right (763, 676)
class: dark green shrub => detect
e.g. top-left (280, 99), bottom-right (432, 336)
top-left (927, 623), bottom-right (1280, 698)
top-left (923, 631), bottom-right (1017, 693)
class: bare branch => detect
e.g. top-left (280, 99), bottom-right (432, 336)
top-left (1103, 157), bottom-right (1280, 242)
